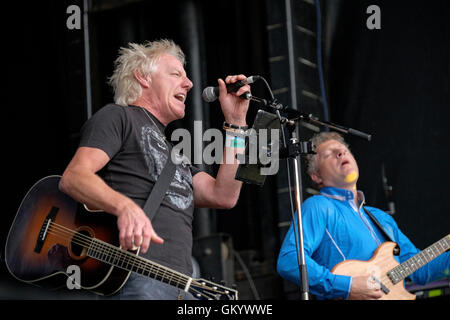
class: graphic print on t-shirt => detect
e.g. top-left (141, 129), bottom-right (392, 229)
top-left (140, 124), bottom-right (193, 211)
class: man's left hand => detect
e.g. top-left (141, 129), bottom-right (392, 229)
top-left (217, 74), bottom-right (250, 126)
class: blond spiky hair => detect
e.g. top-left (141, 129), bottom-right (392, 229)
top-left (108, 39), bottom-right (185, 106)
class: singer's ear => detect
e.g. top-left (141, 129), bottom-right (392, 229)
top-left (310, 171), bottom-right (323, 187)
top-left (134, 70), bottom-right (151, 88)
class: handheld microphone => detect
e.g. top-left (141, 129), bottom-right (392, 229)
top-left (202, 76), bottom-right (260, 102)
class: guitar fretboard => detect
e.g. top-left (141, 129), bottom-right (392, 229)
top-left (86, 238), bottom-right (190, 290)
top-left (387, 235), bottom-right (449, 284)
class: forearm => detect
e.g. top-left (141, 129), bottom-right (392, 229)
top-left (277, 250), bottom-right (351, 299)
top-left (59, 165), bottom-right (133, 217)
top-left (193, 142), bottom-right (245, 209)
top-left (214, 145), bottom-right (244, 207)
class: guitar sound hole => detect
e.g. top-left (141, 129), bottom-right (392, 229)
top-left (70, 230), bottom-right (91, 258)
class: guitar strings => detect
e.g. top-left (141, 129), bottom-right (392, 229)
top-left (367, 238), bottom-right (449, 291)
top-left (47, 223), bottom-right (188, 286)
top-left (45, 227), bottom-right (218, 300)
top-left (46, 221), bottom-right (190, 289)
top-left (387, 239), bottom-right (449, 284)
top-left (46, 221), bottom-right (232, 299)
top-left (46, 225), bottom-right (189, 289)
top-left (47, 222), bottom-right (166, 276)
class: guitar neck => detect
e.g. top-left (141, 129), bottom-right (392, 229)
top-left (86, 238), bottom-right (191, 291)
top-left (387, 235), bottom-right (450, 284)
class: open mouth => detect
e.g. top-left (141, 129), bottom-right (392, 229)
top-left (341, 159), bottom-right (350, 167)
top-left (174, 93), bottom-right (186, 103)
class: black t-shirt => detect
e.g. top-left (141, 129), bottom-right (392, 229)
top-left (79, 103), bottom-right (200, 276)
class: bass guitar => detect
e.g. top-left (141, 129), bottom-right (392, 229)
top-left (331, 235), bottom-right (449, 299)
top-left (5, 175), bottom-right (238, 300)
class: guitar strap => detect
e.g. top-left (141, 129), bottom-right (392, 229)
top-left (362, 206), bottom-right (400, 256)
top-left (143, 147), bottom-right (177, 222)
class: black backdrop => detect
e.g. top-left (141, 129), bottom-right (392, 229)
top-left (325, 0), bottom-right (449, 249)
top-left (1, 0), bottom-right (448, 299)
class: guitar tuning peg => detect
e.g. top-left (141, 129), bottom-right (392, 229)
top-left (220, 280), bottom-right (226, 286)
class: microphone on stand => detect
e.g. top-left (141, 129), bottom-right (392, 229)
top-left (202, 76), bottom-right (260, 102)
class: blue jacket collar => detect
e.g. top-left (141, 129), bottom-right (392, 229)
top-left (320, 186), bottom-right (366, 204)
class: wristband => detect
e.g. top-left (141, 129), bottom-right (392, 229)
top-left (225, 132), bottom-right (246, 149)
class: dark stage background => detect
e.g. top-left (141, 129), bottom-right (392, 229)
top-left (0, 0), bottom-right (448, 300)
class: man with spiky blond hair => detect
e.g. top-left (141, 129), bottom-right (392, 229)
top-left (60, 39), bottom-right (251, 299)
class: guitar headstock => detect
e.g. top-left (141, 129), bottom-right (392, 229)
top-left (189, 278), bottom-right (238, 300)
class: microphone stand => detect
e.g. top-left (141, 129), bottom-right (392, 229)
top-left (250, 96), bottom-right (314, 300)
top-left (248, 94), bottom-right (372, 300)
top-left (278, 111), bottom-right (313, 301)
top-left (285, 125), bottom-right (312, 301)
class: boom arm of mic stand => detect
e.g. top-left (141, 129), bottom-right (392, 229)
top-left (250, 95), bottom-right (372, 141)
top-left (306, 115), bottom-right (372, 141)
top-left (296, 114), bottom-right (372, 141)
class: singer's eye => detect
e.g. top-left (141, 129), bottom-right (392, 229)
top-left (321, 152), bottom-right (331, 159)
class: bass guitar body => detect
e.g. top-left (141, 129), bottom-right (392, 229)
top-left (5, 176), bottom-right (132, 295)
top-left (331, 242), bottom-right (416, 300)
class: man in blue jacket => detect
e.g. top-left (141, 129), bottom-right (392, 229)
top-left (277, 132), bottom-right (449, 300)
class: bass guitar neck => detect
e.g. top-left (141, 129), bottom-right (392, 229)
top-left (331, 235), bottom-right (449, 300)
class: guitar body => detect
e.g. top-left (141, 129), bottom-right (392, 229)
top-left (5, 175), bottom-right (239, 300)
top-left (331, 242), bottom-right (416, 300)
top-left (5, 175), bottom-right (132, 296)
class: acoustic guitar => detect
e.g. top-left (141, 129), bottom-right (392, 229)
top-left (331, 235), bottom-right (449, 299)
top-left (5, 175), bottom-right (238, 300)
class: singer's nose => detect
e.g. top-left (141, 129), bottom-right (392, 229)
top-left (337, 149), bottom-right (346, 158)
top-left (183, 76), bottom-right (193, 91)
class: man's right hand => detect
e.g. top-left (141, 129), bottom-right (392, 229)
top-left (348, 275), bottom-right (384, 300)
top-left (116, 200), bottom-right (164, 254)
